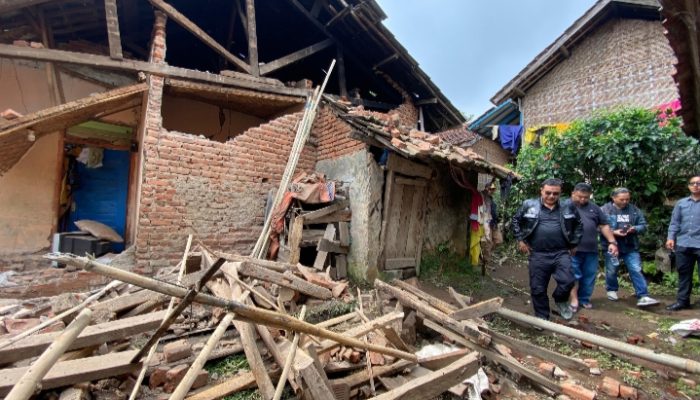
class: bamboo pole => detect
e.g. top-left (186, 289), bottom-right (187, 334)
top-left (272, 305), bottom-right (307, 400)
top-left (0, 280), bottom-right (121, 350)
top-left (5, 308), bottom-right (93, 400)
top-left (496, 307), bottom-right (700, 374)
top-left (129, 234), bottom-right (192, 400)
top-left (47, 254), bottom-right (417, 362)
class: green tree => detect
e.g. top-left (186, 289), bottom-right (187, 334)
top-left (508, 107), bottom-right (700, 254)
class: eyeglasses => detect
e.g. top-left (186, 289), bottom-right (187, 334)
top-left (544, 191), bottom-right (561, 196)
top-left (689, 182), bottom-right (700, 186)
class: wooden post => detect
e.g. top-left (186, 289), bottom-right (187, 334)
top-left (273, 305), bottom-right (306, 400)
top-left (49, 254), bottom-right (417, 362)
top-left (104, 0), bottom-right (123, 59)
top-left (288, 216), bottom-right (304, 265)
top-left (245, 0), bottom-right (259, 76)
top-left (336, 44), bottom-right (347, 97)
top-left (5, 308), bottom-right (92, 400)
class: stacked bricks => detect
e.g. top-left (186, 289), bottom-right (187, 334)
top-left (134, 112), bottom-right (317, 273)
top-left (522, 18), bottom-right (679, 127)
top-left (314, 108), bottom-right (366, 161)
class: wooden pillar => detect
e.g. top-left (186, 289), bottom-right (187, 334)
top-left (104, 0), bottom-right (123, 59)
top-left (245, 0), bottom-right (259, 76)
top-left (337, 45), bottom-right (347, 98)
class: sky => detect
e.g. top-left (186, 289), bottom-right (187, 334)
top-left (377, 0), bottom-right (597, 120)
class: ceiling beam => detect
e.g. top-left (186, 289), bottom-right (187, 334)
top-left (245, 0), bottom-right (259, 76)
top-left (260, 38), bottom-right (333, 75)
top-left (147, 0), bottom-right (251, 73)
top-left (104, 0), bottom-right (123, 60)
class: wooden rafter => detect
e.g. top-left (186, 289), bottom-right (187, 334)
top-left (104, 0), bottom-right (123, 60)
top-left (0, 44), bottom-right (309, 97)
top-left (260, 38), bottom-right (333, 75)
top-left (245, 0), bottom-right (259, 76)
top-left (147, 0), bottom-right (250, 73)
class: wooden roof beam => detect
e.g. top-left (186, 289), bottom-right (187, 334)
top-left (147, 0), bottom-right (251, 73)
top-left (245, 0), bottom-right (259, 76)
top-left (372, 53), bottom-right (399, 70)
top-left (104, 0), bottom-right (123, 60)
top-left (260, 38), bottom-right (333, 75)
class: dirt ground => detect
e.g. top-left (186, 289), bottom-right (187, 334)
top-left (417, 251), bottom-right (700, 400)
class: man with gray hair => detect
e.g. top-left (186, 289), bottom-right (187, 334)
top-left (601, 188), bottom-right (659, 307)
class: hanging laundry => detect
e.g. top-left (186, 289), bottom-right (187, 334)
top-left (76, 147), bottom-right (104, 168)
top-left (498, 125), bottom-right (523, 154)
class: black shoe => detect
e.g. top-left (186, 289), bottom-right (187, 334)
top-left (666, 302), bottom-right (691, 311)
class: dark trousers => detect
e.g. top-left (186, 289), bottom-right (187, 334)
top-left (528, 250), bottom-right (575, 319)
top-left (675, 246), bottom-right (700, 305)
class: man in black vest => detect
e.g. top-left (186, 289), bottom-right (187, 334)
top-left (512, 178), bottom-right (583, 320)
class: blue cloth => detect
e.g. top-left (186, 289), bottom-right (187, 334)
top-left (604, 251), bottom-right (648, 298)
top-left (498, 125), bottom-right (523, 154)
top-left (571, 251), bottom-right (599, 305)
top-left (667, 196), bottom-right (700, 249)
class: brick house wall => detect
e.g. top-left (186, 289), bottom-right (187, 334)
top-left (134, 112), bottom-right (317, 273)
top-left (522, 18), bottom-right (679, 127)
top-left (314, 108), bottom-right (366, 160)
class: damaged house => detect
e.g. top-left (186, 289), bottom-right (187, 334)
top-left (0, 0), bottom-right (512, 285)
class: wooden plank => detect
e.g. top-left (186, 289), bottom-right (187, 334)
top-left (449, 298), bottom-right (504, 320)
top-left (392, 279), bottom-right (455, 316)
top-left (404, 185), bottom-right (426, 258)
top-left (233, 321), bottom-right (274, 399)
top-left (379, 170), bottom-right (395, 268)
top-left (486, 329), bottom-right (589, 372)
top-left (288, 216), bottom-right (304, 264)
top-left (384, 180), bottom-right (404, 260)
top-left (384, 258), bottom-right (415, 270)
top-left (0, 309), bottom-right (167, 364)
top-left (371, 352), bottom-right (480, 400)
top-left (338, 222), bottom-right (350, 246)
top-left (279, 340), bottom-right (335, 400)
top-left (418, 348), bottom-right (471, 370)
top-left (386, 153), bottom-right (432, 179)
top-left (395, 176), bottom-right (427, 187)
top-left (317, 238), bottom-right (348, 254)
top-left (394, 186), bottom-right (414, 257)
top-left (330, 359), bottom-right (414, 389)
top-left (0, 350), bottom-right (141, 396)
top-left (312, 224), bottom-right (336, 270)
top-left (302, 200), bottom-right (349, 223)
top-left (414, 185), bottom-right (430, 276)
top-left (245, 0), bottom-right (259, 76)
top-left (447, 287), bottom-right (472, 308)
top-left (335, 255), bottom-right (347, 279)
top-left (148, 0), bottom-right (250, 72)
top-left (0, 45), bottom-right (308, 97)
top-left (187, 368), bottom-right (281, 400)
top-left (303, 209), bottom-right (351, 224)
top-left (260, 38), bottom-right (333, 75)
top-left (236, 262), bottom-right (332, 299)
top-left (103, 0), bottom-right (123, 59)
top-left (318, 311), bottom-right (403, 354)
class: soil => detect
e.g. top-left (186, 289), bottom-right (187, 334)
top-left (416, 252), bottom-right (700, 400)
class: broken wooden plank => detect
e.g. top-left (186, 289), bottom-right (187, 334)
top-left (103, 0), bottom-right (123, 59)
top-left (260, 38), bottom-right (333, 75)
top-left (338, 221), bottom-right (350, 246)
top-left (236, 262), bottom-right (332, 299)
top-left (317, 238), bottom-right (348, 254)
top-left (392, 279), bottom-right (456, 315)
top-left (272, 305), bottom-right (306, 400)
top-left (330, 359), bottom-right (415, 389)
top-left (447, 287), bottom-right (472, 307)
top-left (234, 320), bottom-right (275, 399)
top-left (0, 309), bottom-right (168, 364)
top-left (288, 216), bottom-right (304, 264)
top-left (5, 308), bottom-right (92, 400)
top-left (449, 297), bottom-right (504, 320)
top-left (187, 367), bottom-right (281, 400)
top-left (384, 258), bottom-right (415, 270)
top-left (303, 209), bottom-right (351, 224)
top-left (485, 329), bottom-right (589, 372)
top-left (318, 311), bottom-right (404, 354)
top-left (302, 200), bottom-right (349, 223)
top-left (335, 255), bottom-right (348, 279)
top-left (148, 0), bottom-right (249, 72)
top-left (371, 352), bottom-right (480, 400)
top-left (279, 340), bottom-right (336, 400)
top-left (418, 348), bottom-right (472, 371)
top-left (0, 350), bottom-right (140, 397)
top-left (312, 224), bottom-right (336, 270)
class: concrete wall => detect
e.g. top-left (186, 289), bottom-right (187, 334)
top-left (316, 149), bottom-right (384, 284)
top-left (0, 132), bottom-right (60, 256)
top-left (522, 19), bottom-right (679, 126)
top-left (422, 168), bottom-right (469, 257)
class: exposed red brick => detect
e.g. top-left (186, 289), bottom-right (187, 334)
top-left (538, 362), bottom-right (556, 376)
top-left (163, 340), bottom-right (192, 363)
top-left (619, 385), bottom-right (638, 400)
top-left (561, 381), bottom-right (597, 400)
top-left (599, 376), bottom-right (620, 397)
top-left (149, 367), bottom-right (169, 389)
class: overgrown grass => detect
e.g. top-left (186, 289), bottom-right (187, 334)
top-left (419, 242), bottom-right (484, 296)
top-left (304, 298), bottom-right (356, 324)
top-left (205, 354), bottom-right (249, 378)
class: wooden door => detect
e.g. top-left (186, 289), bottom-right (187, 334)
top-left (380, 171), bottom-right (428, 273)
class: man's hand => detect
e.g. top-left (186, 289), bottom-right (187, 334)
top-left (627, 226), bottom-right (636, 234)
top-left (569, 247), bottom-right (577, 256)
top-left (608, 243), bottom-right (619, 257)
top-left (666, 239), bottom-right (675, 251)
top-left (613, 229), bottom-right (628, 237)
top-left (517, 241), bottom-right (530, 255)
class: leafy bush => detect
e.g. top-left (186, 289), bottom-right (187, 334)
top-left (507, 107), bottom-right (700, 253)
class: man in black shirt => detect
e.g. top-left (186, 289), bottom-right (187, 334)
top-left (512, 179), bottom-right (583, 320)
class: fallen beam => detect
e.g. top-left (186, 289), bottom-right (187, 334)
top-left (48, 254), bottom-right (417, 362)
top-left (236, 261), bottom-right (332, 299)
top-left (449, 297), bottom-right (503, 320)
top-left (370, 352), bottom-right (480, 400)
top-left (0, 309), bottom-right (167, 364)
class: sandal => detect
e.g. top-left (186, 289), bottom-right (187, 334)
top-left (569, 304), bottom-right (579, 313)
top-left (581, 303), bottom-right (593, 309)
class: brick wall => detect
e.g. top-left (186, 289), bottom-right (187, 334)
top-left (134, 112), bottom-right (317, 272)
top-left (522, 18), bottom-right (679, 127)
top-left (470, 138), bottom-right (510, 167)
top-left (314, 107), bottom-right (366, 161)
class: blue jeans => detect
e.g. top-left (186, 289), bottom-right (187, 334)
top-left (571, 251), bottom-right (599, 305)
top-left (604, 251), bottom-right (648, 298)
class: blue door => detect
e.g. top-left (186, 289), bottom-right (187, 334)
top-left (67, 149), bottom-right (130, 252)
